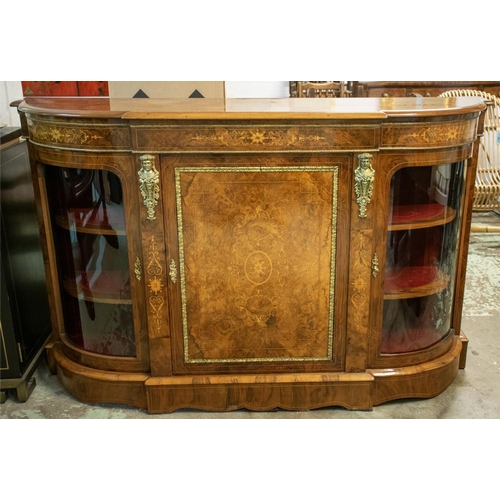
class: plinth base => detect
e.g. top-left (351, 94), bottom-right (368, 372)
top-left (47, 335), bottom-right (463, 413)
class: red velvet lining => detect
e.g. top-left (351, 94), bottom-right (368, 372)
top-left (384, 266), bottom-right (438, 293)
top-left (66, 206), bottom-right (125, 232)
top-left (390, 203), bottom-right (444, 224)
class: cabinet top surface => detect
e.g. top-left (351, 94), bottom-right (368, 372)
top-left (17, 96), bottom-right (486, 120)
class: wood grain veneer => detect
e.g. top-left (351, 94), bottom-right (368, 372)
top-left (18, 97), bottom-right (486, 412)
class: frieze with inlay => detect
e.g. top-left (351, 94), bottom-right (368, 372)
top-left (132, 125), bottom-right (379, 152)
top-left (381, 118), bottom-right (478, 149)
top-left (26, 118), bottom-right (130, 151)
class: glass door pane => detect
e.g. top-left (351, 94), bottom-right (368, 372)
top-left (381, 162), bottom-right (465, 354)
top-left (45, 165), bottom-right (136, 357)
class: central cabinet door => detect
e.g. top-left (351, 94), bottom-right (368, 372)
top-left (162, 155), bottom-right (350, 375)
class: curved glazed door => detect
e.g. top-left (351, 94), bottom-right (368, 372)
top-left (39, 154), bottom-right (149, 372)
top-left (370, 154), bottom-right (468, 368)
top-left (382, 162), bottom-right (465, 354)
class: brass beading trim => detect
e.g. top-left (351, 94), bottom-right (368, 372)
top-left (175, 165), bottom-right (339, 364)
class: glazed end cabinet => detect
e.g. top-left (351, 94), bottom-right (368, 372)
top-left (15, 96), bottom-right (486, 412)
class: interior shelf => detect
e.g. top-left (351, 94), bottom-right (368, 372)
top-left (55, 205), bottom-right (126, 235)
top-left (63, 270), bottom-right (132, 304)
top-left (383, 266), bottom-right (449, 300)
top-left (388, 203), bottom-right (456, 231)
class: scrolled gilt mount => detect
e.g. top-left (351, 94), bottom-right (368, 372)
top-left (169, 259), bottom-right (178, 284)
top-left (354, 153), bottom-right (375, 218)
top-left (138, 154), bottom-right (160, 221)
top-left (134, 257), bottom-right (142, 281)
top-left (372, 253), bottom-right (379, 278)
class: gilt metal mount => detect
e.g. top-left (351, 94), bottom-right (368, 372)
top-left (354, 153), bottom-right (375, 218)
top-left (372, 253), bottom-right (379, 278)
top-left (138, 154), bottom-right (160, 221)
top-left (169, 259), bottom-right (178, 284)
top-left (134, 257), bottom-right (142, 281)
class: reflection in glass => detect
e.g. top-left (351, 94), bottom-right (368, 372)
top-left (45, 166), bottom-right (136, 357)
top-left (381, 162), bottom-right (465, 354)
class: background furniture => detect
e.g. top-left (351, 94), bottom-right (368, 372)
top-left (21, 81), bottom-right (109, 96)
top-left (290, 81), bottom-right (355, 98)
top-left (357, 81), bottom-right (500, 98)
top-left (16, 96), bottom-right (486, 412)
top-left (296, 81), bottom-right (344, 98)
top-left (439, 90), bottom-right (500, 212)
top-left (0, 127), bottom-right (52, 403)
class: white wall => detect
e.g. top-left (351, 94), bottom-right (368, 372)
top-left (0, 82), bottom-right (291, 128)
top-left (225, 81), bottom-right (289, 98)
top-left (0, 81), bottom-right (23, 127)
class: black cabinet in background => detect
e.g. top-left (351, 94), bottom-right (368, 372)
top-left (1, 127), bottom-right (52, 403)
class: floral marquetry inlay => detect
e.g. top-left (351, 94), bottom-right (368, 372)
top-left (146, 236), bottom-right (165, 333)
top-left (175, 166), bottom-right (339, 364)
top-left (345, 229), bottom-right (373, 370)
top-left (381, 119), bottom-right (478, 148)
top-left (193, 128), bottom-right (326, 148)
top-left (132, 125), bottom-right (379, 151)
top-left (27, 119), bottom-right (130, 150)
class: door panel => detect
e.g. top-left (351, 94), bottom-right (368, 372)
top-left (163, 155), bottom-right (351, 375)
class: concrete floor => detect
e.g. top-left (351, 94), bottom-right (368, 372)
top-left (1, 212), bottom-right (499, 420)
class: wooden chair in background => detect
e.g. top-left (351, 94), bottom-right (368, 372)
top-left (297, 81), bottom-right (344, 98)
top-left (290, 81), bottom-right (356, 98)
top-left (439, 89), bottom-right (500, 212)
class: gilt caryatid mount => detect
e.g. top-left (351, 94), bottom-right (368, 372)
top-left (138, 154), bottom-right (160, 221)
top-left (354, 153), bottom-right (375, 218)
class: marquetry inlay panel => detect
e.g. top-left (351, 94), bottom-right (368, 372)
top-left (132, 125), bottom-right (378, 152)
top-left (175, 166), bottom-right (339, 363)
top-left (348, 231), bottom-right (372, 346)
top-left (146, 236), bottom-right (165, 334)
top-left (381, 118), bottom-right (478, 149)
top-left (27, 118), bottom-right (130, 151)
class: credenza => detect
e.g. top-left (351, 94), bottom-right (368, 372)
top-left (15, 96), bottom-right (486, 412)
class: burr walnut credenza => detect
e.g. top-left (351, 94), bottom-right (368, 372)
top-left (15, 96), bottom-right (486, 412)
